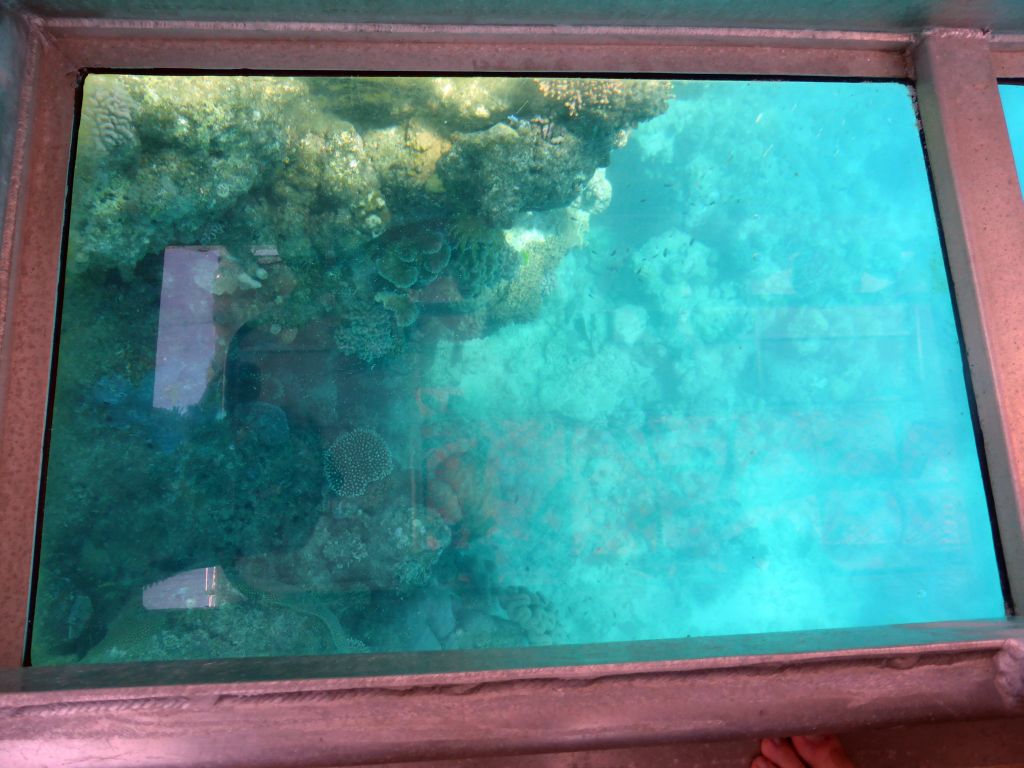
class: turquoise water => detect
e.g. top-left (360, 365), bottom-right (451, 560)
top-left (1002, 83), bottom-right (1024, 188)
top-left (32, 76), bottom-right (1004, 665)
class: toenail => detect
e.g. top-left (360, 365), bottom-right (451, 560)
top-left (770, 737), bottom-right (784, 746)
top-left (804, 734), bottom-right (827, 743)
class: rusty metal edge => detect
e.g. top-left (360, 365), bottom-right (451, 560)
top-left (989, 33), bottom-right (1024, 75)
top-left (2, 619), bottom-right (1022, 692)
top-left (993, 53), bottom-right (1024, 78)
top-left (914, 28), bottom-right (1024, 612)
top-left (0, 635), bottom-right (1022, 767)
top-left (0, 16), bottom-right (70, 671)
top-left (39, 16), bottom-right (916, 48)
top-left (34, 16), bottom-right (913, 78)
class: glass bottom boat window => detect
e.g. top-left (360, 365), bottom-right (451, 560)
top-left (31, 75), bottom-right (1004, 665)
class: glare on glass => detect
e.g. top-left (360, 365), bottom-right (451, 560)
top-left (32, 75), bottom-right (1004, 665)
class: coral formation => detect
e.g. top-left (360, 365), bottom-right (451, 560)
top-left (242, 501), bottom-right (452, 594)
top-left (446, 215), bottom-right (521, 299)
top-left (499, 587), bottom-right (561, 645)
top-left (533, 77), bottom-right (673, 128)
top-left (375, 291), bottom-right (419, 328)
top-left (304, 503), bottom-right (451, 592)
top-left (324, 428), bottom-right (394, 497)
top-left (437, 120), bottom-right (599, 227)
top-left (364, 223), bottom-right (451, 333)
top-left (491, 207), bottom-right (589, 324)
top-left (362, 121), bottom-right (451, 224)
top-left (376, 249), bottom-right (419, 289)
top-left (373, 224), bottom-right (451, 291)
top-left (333, 303), bottom-right (401, 363)
top-left (292, 124), bottom-right (390, 243)
top-left (67, 74), bottom-right (669, 367)
top-left (80, 592), bottom-right (366, 663)
top-left (37, 73), bottom-right (682, 665)
top-left (233, 402), bottom-right (290, 448)
top-left (424, 436), bottom-right (491, 530)
top-left (80, 77), bottom-right (139, 156)
top-left (576, 167), bottom-right (613, 214)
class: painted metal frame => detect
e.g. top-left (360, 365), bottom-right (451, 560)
top-left (2, 16), bottom-right (1024, 766)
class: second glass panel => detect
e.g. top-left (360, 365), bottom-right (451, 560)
top-left (1000, 83), bottom-right (1024, 190)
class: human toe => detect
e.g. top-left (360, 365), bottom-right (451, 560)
top-left (791, 734), bottom-right (855, 768)
top-left (760, 737), bottom-right (807, 768)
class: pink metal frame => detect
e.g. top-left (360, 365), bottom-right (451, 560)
top-left (1, 17), bottom-right (1024, 766)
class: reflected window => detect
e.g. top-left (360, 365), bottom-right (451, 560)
top-left (32, 75), bottom-right (1004, 665)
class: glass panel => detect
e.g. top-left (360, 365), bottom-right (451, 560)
top-left (1001, 83), bottom-right (1024, 190)
top-left (32, 75), bottom-right (1004, 666)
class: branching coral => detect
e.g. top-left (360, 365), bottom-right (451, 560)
top-left (533, 77), bottom-right (673, 128)
top-left (323, 428), bottom-right (394, 497)
top-left (333, 304), bottom-right (400, 363)
top-left (490, 207), bottom-right (589, 324)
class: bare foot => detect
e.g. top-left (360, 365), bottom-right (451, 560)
top-left (751, 735), bottom-right (855, 768)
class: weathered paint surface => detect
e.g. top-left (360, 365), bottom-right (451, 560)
top-left (0, 7), bottom-right (30, 670)
top-left (0, 10), bottom-right (27, 275)
top-left (5, 0), bottom-right (1024, 33)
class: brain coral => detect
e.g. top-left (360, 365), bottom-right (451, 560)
top-left (499, 586), bottom-right (561, 645)
top-left (324, 428), bottom-right (394, 496)
top-left (82, 78), bottom-right (139, 154)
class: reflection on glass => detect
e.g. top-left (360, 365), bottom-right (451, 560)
top-left (32, 75), bottom-right (1004, 665)
top-left (1001, 83), bottom-right (1024, 190)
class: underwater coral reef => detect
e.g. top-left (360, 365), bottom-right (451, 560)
top-left (31, 75), bottom-right (1004, 666)
top-left (34, 75), bottom-right (675, 663)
